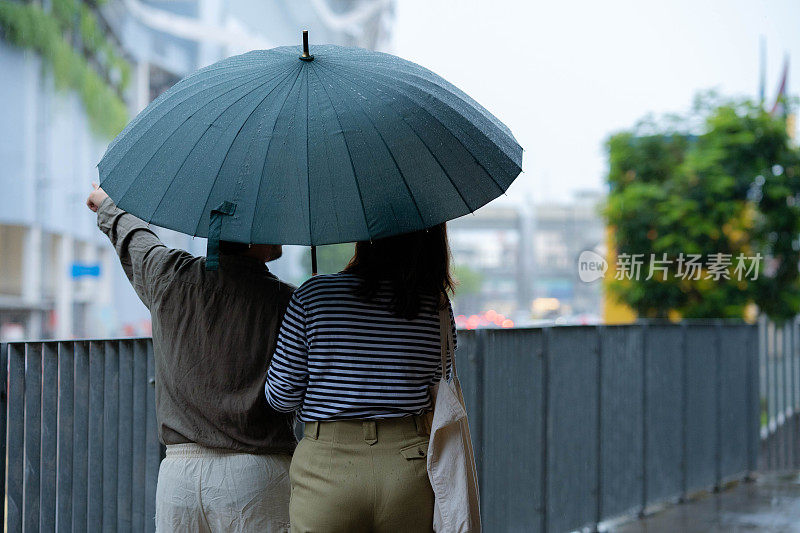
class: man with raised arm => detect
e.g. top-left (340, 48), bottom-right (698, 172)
top-left (87, 183), bottom-right (295, 532)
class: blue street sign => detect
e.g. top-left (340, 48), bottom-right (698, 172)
top-left (71, 262), bottom-right (101, 278)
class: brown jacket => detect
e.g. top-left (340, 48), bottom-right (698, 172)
top-left (97, 197), bottom-right (296, 454)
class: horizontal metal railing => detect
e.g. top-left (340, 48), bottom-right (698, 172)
top-left (2, 322), bottom-right (760, 532)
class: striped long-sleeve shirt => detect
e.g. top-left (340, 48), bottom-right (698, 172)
top-left (265, 272), bottom-right (456, 421)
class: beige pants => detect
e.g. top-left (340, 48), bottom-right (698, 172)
top-left (289, 416), bottom-right (434, 533)
top-left (155, 443), bottom-right (292, 533)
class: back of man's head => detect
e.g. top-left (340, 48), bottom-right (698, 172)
top-left (219, 241), bottom-right (283, 263)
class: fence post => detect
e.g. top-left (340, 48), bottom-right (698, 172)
top-left (40, 343), bottom-right (59, 531)
top-left (103, 341), bottom-right (120, 532)
top-left (145, 340), bottom-right (159, 533)
top-left (772, 321), bottom-right (780, 469)
top-left (795, 317), bottom-right (800, 469)
top-left (758, 315), bottom-right (770, 469)
top-left (639, 323), bottom-right (648, 516)
top-left (0, 342), bottom-right (6, 529)
top-left (540, 327), bottom-right (550, 533)
top-left (746, 324), bottom-right (759, 477)
top-left (473, 329), bottom-right (485, 500)
top-left (788, 321), bottom-right (796, 468)
top-left (679, 323), bottom-right (688, 502)
top-left (23, 343), bottom-right (43, 532)
top-left (784, 321), bottom-right (791, 469)
top-left (7, 343), bottom-right (24, 533)
top-left (714, 321), bottom-right (722, 491)
top-left (56, 342), bottom-right (75, 532)
top-left (132, 339), bottom-right (148, 531)
top-left (594, 326), bottom-right (604, 532)
top-left (117, 340), bottom-right (134, 532)
top-left (88, 341), bottom-right (105, 529)
top-left (72, 341), bottom-right (90, 531)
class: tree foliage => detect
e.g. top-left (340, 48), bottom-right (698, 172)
top-left (605, 93), bottom-right (800, 322)
top-left (0, 0), bottom-right (129, 138)
top-left (301, 243), bottom-right (355, 277)
top-left (452, 263), bottom-right (483, 297)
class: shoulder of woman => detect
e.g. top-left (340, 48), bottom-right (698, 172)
top-left (295, 272), bottom-right (356, 296)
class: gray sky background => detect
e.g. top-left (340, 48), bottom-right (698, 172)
top-left (391, 0), bottom-right (800, 204)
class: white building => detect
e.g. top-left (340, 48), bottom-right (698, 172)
top-left (0, 0), bottom-right (395, 341)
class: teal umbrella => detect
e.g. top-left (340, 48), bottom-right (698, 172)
top-left (98, 32), bottom-right (523, 270)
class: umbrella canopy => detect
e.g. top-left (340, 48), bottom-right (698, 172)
top-left (98, 35), bottom-right (523, 253)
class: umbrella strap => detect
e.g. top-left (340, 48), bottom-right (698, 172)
top-left (205, 201), bottom-right (237, 271)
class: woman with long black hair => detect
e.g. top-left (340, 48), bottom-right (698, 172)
top-left (266, 224), bottom-right (456, 532)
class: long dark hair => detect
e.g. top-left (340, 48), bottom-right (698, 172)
top-left (343, 223), bottom-right (454, 319)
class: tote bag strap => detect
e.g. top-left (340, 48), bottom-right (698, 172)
top-left (438, 295), bottom-right (456, 380)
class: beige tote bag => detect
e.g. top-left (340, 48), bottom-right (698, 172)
top-left (426, 301), bottom-right (481, 533)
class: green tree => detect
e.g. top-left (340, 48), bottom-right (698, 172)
top-left (301, 244), bottom-right (355, 277)
top-left (605, 93), bottom-right (800, 321)
top-left (0, 0), bottom-right (130, 137)
top-left (452, 264), bottom-right (483, 297)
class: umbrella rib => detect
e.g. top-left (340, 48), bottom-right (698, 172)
top-left (356, 64), bottom-right (512, 193)
top-left (327, 56), bottom-right (516, 140)
top-left (168, 50), bottom-right (292, 88)
top-left (316, 62), bottom-right (426, 227)
top-left (148, 64), bottom-right (301, 225)
top-left (328, 62), bottom-right (514, 195)
top-left (113, 68), bottom-right (291, 211)
top-left (305, 67), bottom-right (313, 246)
top-left (191, 64), bottom-right (304, 238)
top-left (102, 68), bottom-right (268, 176)
top-left (307, 65), bottom-right (344, 238)
top-left (247, 64), bottom-right (306, 243)
top-left (315, 62), bottom-right (474, 214)
top-left (309, 65), bottom-right (372, 239)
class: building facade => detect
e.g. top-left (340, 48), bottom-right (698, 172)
top-left (448, 190), bottom-right (605, 326)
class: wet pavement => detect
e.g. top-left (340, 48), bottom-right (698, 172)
top-left (611, 473), bottom-right (800, 533)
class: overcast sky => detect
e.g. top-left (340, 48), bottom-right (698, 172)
top-left (390, 0), bottom-right (800, 204)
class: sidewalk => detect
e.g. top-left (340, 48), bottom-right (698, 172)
top-left (612, 473), bottom-right (800, 533)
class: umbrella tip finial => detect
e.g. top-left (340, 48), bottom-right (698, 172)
top-left (300, 30), bottom-right (314, 62)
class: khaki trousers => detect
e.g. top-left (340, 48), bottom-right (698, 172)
top-left (289, 415), bottom-right (434, 533)
top-left (155, 443), bottom-right (292, 533)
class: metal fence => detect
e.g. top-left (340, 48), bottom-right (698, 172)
top-left (758, 315), bottom-right (800, 470)
top-left (456, 323), bottom-right (759, 532)
top-left (1, 339), bottom-right (160, 533)
top-left (2, 323), bottom-right (760, 532)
